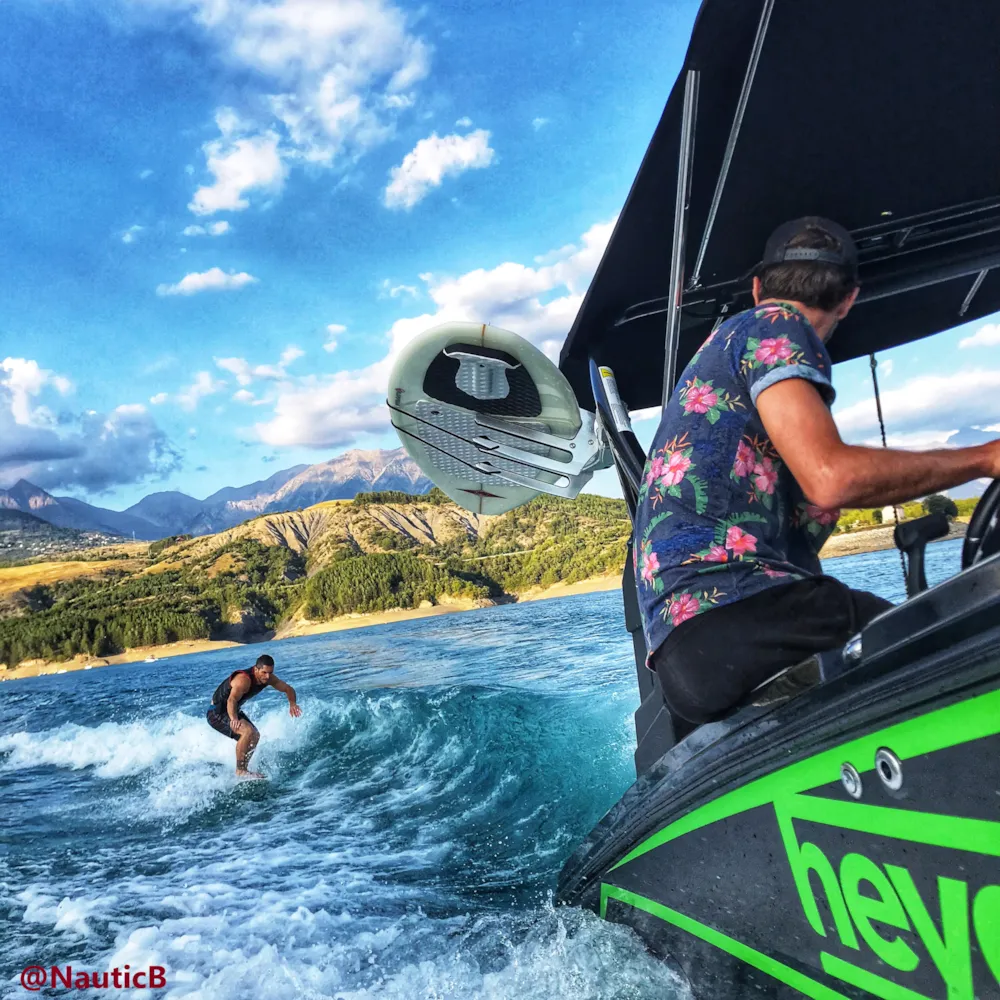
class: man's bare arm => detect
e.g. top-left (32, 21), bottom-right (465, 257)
top-left (757, 379), bottom-right (1000, 510)
top-left (227, 674), bottom-right (250, 729)
top-left (270, 675), bottom-right (301, 716)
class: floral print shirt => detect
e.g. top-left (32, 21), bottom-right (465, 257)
top-left (634, 302), bottom-right (840, 662)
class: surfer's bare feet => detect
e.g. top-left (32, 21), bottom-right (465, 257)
top-left (236, 769), bottom-right (265, 780)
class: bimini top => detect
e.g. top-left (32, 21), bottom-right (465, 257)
top-left (559, 0), bottom-right (1000, 410)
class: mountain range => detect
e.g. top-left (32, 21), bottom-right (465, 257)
top-left (0, 448), bottom-right (432, 541)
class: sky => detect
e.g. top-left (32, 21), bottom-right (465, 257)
top-left (2, 0), bottom-right (998, 511)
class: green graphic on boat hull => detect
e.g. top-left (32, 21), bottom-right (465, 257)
top-left (598, 689), bottom-right (1000, 1000)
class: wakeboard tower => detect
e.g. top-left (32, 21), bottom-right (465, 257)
top-left (389, 2), bottom-right (1000, 997)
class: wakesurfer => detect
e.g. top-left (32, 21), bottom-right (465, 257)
top-left (636, 217), bottom-right (1000, 724)
top-left (206, 654), bottom-right (301, 777)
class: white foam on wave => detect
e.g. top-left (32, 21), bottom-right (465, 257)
top-left (94, 900), bottom-right (687, 1000)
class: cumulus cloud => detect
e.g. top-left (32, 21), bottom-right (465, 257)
top-left (183, 221), bottom-right (231, 236)
top-left (153, 0), bottom-right (431, 214)
top-left (834, 369), bottom-right (1000, 442)
top-left (176, 371), bottom-right (226, 411)
top-left (215, 345), bottom-right (304, 386)
top-left (959, 323), bottom-right (1000, 350)
top-left (156, 268), bottom-right (258, 296)
top-left (121, 225), bottom-right (144, 244)
top-left (149, 392), bottom-right (170, 405)
top-left (455, 116), bottom-right (473, 128)
top-left (2, 358), bottom-right (73, 425)
top-left (324, 323), bottom-right (346, 352)
top-left (384, 129), bottom-right (494, 210)
top-left (531, 117), bottom-right (549, 131)
top-left (0, 360), bottom-right (178, 492)
top-left (232, 389), bottom-right (256, 404)
top-left (379, 279), bottom-right (418, 299)
top-left (189, 116), bottom-right (286, 215)
top-left (251, 218), bottom-right (615, 448)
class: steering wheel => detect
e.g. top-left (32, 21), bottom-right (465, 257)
top-left (961, 479), bottom-right (1000, 569)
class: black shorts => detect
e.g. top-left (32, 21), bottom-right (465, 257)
top-left (651, 576), bottom-right (892, 725)
top-left (206, 707), bottom-right (253, 740)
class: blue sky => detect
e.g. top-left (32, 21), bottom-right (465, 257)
top-left (2, 0), bottom-right (999, 509)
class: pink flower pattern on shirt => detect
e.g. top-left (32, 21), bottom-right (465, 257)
top-left (733, 440), bottom-right (755, 478)
top-left (754, 337), bottom-right (794, 365)
top-left (682, 382), bottom-right (718, 414)
top-left (725, 525), bottom-right (757, 557)
top-left (633, 300), bottom-right (838, 655)
top-left (752, 457), bottom-right (778, 495)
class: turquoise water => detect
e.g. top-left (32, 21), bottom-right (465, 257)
top-left (0, 540), bottom-right (966, 998)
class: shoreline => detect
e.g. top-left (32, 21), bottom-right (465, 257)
top-left (0, 575), bottom-right (622, 683)
top-left (0, 522), bottom-right (962, 684)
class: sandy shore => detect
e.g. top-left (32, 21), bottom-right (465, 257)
top-left (820, 520), bottom-right (966, 559)
top-left (0, 576), bottom-right (623, 682)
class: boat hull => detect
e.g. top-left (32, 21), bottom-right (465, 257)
top-left (559, 621), bottom-right (1000, 999)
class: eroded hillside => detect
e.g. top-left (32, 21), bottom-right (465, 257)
top-left (0, 490), bottom-right (630, 668)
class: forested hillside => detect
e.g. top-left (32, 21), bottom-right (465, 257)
top-left (0, 491), bottom-right (631, 668)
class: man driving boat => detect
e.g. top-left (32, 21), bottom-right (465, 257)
top-left (635, 217), bottom-right (1000, 724)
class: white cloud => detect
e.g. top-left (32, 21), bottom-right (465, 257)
top-left (215, 345), bottom-right (303, 386)
top-left (531, 117), bottom-right (549, 131)
top-left (324, 323), bottom-right (346, 352)
top-left (151, 0), bottom-right (432, 214)
top-left (834, 369), bottom-right (1000, 441)
top-left (190, 119), bottom-right (286, 215)
top-left (0, 365), bottom-right (178, 493)
top-left (156, 268), bottom-right (258, 296)
top-left (122, 224), bottom-right (143, 244)
top-left (149, 392), bottom-right (170, 405)
top-left (384, 129), bottom-right (494, 210)
top-left (959, 323), bottom-right (1000, 350)
top-left (183, 220), bottom-right (231, 237)
top-left (251, 217), bottom-right (616, 448)
top-left (1, 357), bottom-right (73, 426)
top-left (139, 169), bottom-right (154, 180)
top-left (233, 389), bottom-right (256, 404)
top-left (379, 279), bottom-right (418, 299)
top-left (879, 359), bottom-right (893, 377)
top-left (455, 116), bottom-right (473, 127)
top-left (176, 371), bottom-right (227, 411)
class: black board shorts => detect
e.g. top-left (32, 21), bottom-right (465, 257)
top-left (650, 575), bottom-right (892, 725)
top-left (206, 707), bottom-right (253, 740)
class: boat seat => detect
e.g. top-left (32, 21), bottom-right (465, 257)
top-left (747, 647), bottom-right (847, 709)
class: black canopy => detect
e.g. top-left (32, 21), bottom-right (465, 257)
top-left (559, 0), bottom-right (1000, 410)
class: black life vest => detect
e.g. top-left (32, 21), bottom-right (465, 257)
top-left (211, 668), bottom-right (269, 711)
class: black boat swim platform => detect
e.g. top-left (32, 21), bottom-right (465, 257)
top-left (386, 1), bottom-right (1000, 996)
top-left (552, 1), bottom-right (1000, 998)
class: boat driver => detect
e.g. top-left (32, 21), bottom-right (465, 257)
top-left (635, 217), bottom-right (1000, 725)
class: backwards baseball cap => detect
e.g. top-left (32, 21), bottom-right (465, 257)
top-left (759, 216), bottom-right (858, 278)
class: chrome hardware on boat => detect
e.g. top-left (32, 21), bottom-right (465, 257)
top-left (839, 762), bottom-right (863, 799)
top-left (875, 747), bottom-right (904, 791)
top-left (842, 633), bottom-right (863, 663)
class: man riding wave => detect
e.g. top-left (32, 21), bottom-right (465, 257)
top-left (206, 654), bottom-right (301, 777)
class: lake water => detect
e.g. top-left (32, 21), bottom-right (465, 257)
top-left (0, 539), bottom-right (964, 999)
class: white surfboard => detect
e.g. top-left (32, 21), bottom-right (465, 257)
top-left (388, 323), bottom-right (604, 515)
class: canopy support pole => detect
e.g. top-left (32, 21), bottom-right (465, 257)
top-left (689, 0), bottom-right (775, 291)
top-left (959, 268), bottom-right (989, 316)
top-left (661, 69), bottom-right (700, 408)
